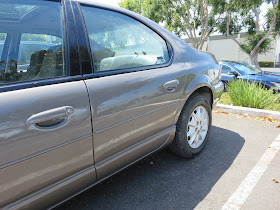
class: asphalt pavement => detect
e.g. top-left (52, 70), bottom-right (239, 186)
top-left (55, 111), bottom-right (280, 210)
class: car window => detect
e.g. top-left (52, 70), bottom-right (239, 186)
top-left (0, 33), bottom-right (7, 58)
top-left (231, 63), bottom-right (261, 75)
top-left (81, 6), bottom-right (170, 72)
top-left (0, 0), bottom-right (65, 85)
top-left (17, 34), bottom-right (63, 73)
top-left (221, 65), bottom-right (233, 74)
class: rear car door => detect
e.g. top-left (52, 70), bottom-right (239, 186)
top-left (77, 3), bottom-right (187, 179)
top-left (0, 0), bottom-right (95, 207)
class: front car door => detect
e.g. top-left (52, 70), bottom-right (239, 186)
top-left (77, 2), bottom-right (187, 179)
top-left (0, 0), bottom-right (95, 208)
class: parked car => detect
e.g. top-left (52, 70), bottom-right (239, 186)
top-left (219, 60), bottom-right (280, 92)
top-left (0, 0), bottom-right (223, 209)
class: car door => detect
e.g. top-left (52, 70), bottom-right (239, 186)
top-left (0, 0), bottom-right (95, 207)
top-left (77, 3), bottom-right (187, 179)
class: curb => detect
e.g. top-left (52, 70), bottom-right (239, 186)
top-left (214, 104), bottom-right (280, 121)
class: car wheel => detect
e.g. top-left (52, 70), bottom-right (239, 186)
top-left (170, 94), bottom-right (212, 158)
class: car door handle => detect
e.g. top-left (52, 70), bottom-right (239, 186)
top-left (26, 106), bottom-right (74, 127)
top-left (164, 80), bottom-right (179, 92)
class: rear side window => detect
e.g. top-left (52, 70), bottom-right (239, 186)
top-left (81, 6), bottom-right (170, 72)
top-left (0, 0), bottom-right (65, 85)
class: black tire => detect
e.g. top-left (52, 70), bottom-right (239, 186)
top-left (170, 94), bottom-right (212, 158)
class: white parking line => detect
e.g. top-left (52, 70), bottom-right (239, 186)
top-left (221, 133), bottom-right (280, 210)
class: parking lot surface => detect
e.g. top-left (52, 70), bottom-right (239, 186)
top-left (55, 112), bottom-right (280, 210)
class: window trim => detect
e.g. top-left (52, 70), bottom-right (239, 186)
top-left (0, 75), bottom-right (83, 93)
top-left (71, 1), bottom-right (93, 75)
top-left (0, 33), bottom-right (10, 62)
top-left (76, 2), bottom-right (174, 78)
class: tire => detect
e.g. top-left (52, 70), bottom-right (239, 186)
top-left (170, 94), bottom-right (212, 158)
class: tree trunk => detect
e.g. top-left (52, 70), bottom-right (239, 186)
top-left (250, 53), bottom-right (261, 70)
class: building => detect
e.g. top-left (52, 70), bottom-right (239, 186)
top-left (183, 33), bottom-right (280, 67)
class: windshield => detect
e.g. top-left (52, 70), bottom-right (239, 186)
top-left (231, 63), bottom-right (262, 75)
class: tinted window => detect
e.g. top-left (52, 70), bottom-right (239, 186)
top-left (231, 63), bottom-right (261, 75)
top-left (0, 33), bottom-right (7, 57)
top-left (81, 6), bottom-right (170, 72)
top-left (0, 0), bottom-right (65, 85)
top-left (221, 65), bottom-right (233, 74)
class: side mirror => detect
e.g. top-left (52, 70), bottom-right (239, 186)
top-left (228, 71), bottom-right (238, 77)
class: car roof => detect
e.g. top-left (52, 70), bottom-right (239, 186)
top-left (76, 0), bottom-right (142, 18)
top-left (219, 60), bottom-right (244, 65)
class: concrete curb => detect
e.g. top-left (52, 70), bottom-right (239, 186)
top-left (214, 104), bottom-right (280, 121)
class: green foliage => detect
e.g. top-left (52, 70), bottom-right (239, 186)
top-left (21, 34), bottom-right (47, 42)
top-left (220, 92), bottom-right (280, 111)
top-left (217, 14), bottom-right (242, 35)
top-left (258, 61), bottom-right (274, 67)
top-left (266, 2), bottom-right (280, 32)
top-left (241, 33), bottom-right (273, 54)
top-left (217, 0), bottom-right (278, 69)
top-left (242, 14), bottom-right (257, 35)
top-left (219, 92), bottom-right (232, 105)
top-left (225, 79), bottom-right (278, 109)
top-left (266, 94), bottom-right (280, 111)
top-left (119, 0), bottom-right (162, 23)
top-left (0, 33), bottom-right (6, 41)
top-left (119, 0), bottom-right (222, 39)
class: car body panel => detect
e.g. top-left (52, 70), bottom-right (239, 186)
top-left (78, 1), bottom-right (191, 180)
top-left (241, 73), bottom-right (280, 84)
top-left (220, 61), bottom-right (280, 91)
top-left (0, 81), bottom-right (95, 207)
top-left (0, 0), bottom-right (223, 208)
top-left (169, 39), bottom-right (223, 122)
top-left (85, 60), bottom-right (187, 179)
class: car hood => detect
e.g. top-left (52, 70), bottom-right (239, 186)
top-left (241, 72), bottom-right (280, 83)
top-left (262, 71), bottom-right (280, 77)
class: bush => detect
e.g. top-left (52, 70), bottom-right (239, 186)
top-left (226, 79), bottom-right (278, 109)
top-left (258, 61), bottom-right (274, 68)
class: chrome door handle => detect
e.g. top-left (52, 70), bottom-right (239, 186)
top-left (26, 106), bottom-right (74, 127)
top-left (164, 80), bottom-right (179, 92)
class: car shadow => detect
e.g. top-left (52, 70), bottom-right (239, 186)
top-left (55, 126), bottom-right (244, 210)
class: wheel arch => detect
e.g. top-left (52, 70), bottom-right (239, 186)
top-left (173, 85), bottom-right (213, 125)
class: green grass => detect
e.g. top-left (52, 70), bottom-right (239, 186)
top-left (219, 80), bottom-right (280, 111)
top-left (219, 92), bottom-right (232, 105)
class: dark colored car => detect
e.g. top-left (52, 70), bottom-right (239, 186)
top-left (219, 60), bottom-right (280, 92)
top-left (0, 0), bottom-right (223, 209)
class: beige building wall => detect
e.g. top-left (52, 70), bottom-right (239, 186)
top-left (184, 34), bottom-right (280, 65)
top-left (275, 38), bottom-right (280, 64)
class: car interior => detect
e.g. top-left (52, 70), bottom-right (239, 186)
top-left (0, 1), bottom-right (65, 85)
top-left (82, 6), bottom-right (170, 72)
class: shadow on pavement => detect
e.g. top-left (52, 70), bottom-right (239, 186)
top-left (56, 126), bottom-right (244, 210)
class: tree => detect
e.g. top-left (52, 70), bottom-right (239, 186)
top-left (217, 0), bottom-right (278, 69)
top-left (266, 1), bottom-right (280, 33)
top-left (119, 0), bottom-right (221, 50)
